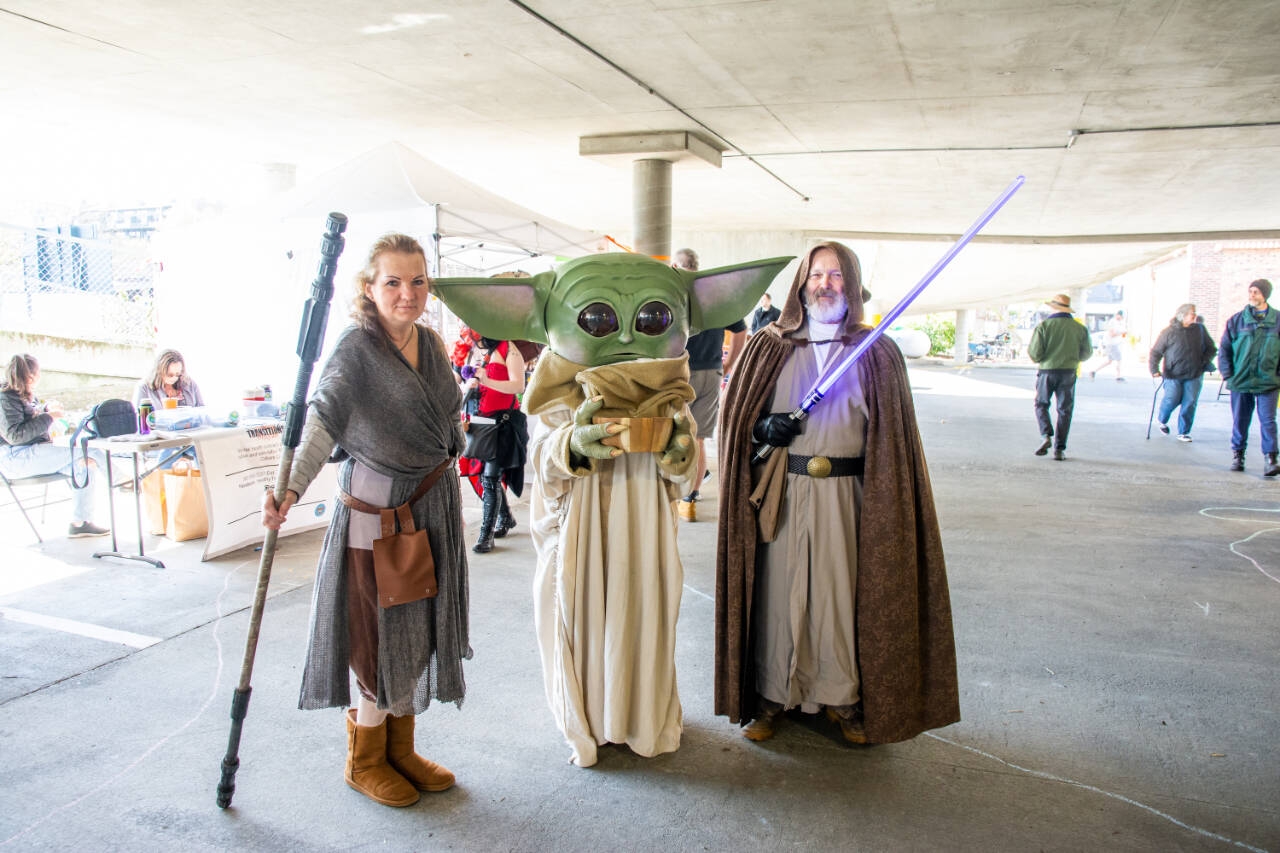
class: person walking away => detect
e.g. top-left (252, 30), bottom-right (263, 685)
top-left (1148, 304), bottom-right (1217, 442)
top-left (1090, 309), bottom-right (1127, 381)
top-left (1218, 279), bottom-right (1280, 476)
top-left (1028, 294), bottom-right (1093, 461)
top-left (261, 233), bottom-right (469, 807)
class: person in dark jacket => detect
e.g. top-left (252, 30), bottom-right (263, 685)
top-left (1028, 294), bottom-right (1093, 461)
top-left (1149, 303), bottom-right (1217, 442)
top-left (0, 354), bottom-right (109, 537)
top-left (750, 293), bottom-right (781, 334)
top-left (1218, 279), bottom-right (1280, 475)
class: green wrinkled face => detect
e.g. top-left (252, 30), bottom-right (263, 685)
top-left (546, 255), bottom-right (690, 365)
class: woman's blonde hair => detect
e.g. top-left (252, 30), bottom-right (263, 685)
top-left (351, 233), bottom-right (430, 340)
top-left (147, 349), bottom-right (187, 393)
top-left (3, 354), bottom-right (38, 400)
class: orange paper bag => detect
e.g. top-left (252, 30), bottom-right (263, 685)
top-left (163, 465), bottom-right (208, 542)
top-left (140, 471), bottom-right (167, 536)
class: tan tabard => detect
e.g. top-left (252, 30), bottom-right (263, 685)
top-left (754, 336), bottom-right (868, 712)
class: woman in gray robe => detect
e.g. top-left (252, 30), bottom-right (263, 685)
top-left (262, 233), bottom-right (470, 808)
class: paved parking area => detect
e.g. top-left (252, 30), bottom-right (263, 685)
top-left (1, 363), bottom-right (1276, 851)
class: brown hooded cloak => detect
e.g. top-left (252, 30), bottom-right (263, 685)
top-left (714, 242), bottom-right (960, 742)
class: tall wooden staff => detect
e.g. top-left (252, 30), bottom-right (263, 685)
top-left (217, 212), bottom-right (348, 809)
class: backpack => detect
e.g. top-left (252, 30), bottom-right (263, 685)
top-left (68, 399), bottom-right (137, 488)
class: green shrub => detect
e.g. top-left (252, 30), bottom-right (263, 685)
top-left (910, 316), bottom-right (955, 356)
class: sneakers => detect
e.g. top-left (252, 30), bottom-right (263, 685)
top-left (67, 521), bottom-right (110, 538)
top-left (1116, 377), bottom-right (1126, 382)
top-left (1034, 437), bottom-right (1051, 456)
top-left (677, 498), bottom-right (696, 522)
top-left (1053, 449), bottom-right (1066, 461)
top-left (1176, 434), bottom-right (1192, 443)
top-left (1158, 423), bottom-right (1170, 435)
top-left (1088, 371), bottom-right (1096, 380)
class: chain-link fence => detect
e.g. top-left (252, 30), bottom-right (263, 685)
top-left (0, 223), bottom-right (157, 345)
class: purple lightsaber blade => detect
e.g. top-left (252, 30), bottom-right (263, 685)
top-left (753, 175), bottom-right (1026, 464)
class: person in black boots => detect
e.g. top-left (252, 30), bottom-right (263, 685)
top-left (467, 336), bottom-right (528, 552)
top-left (1218, 279), bottom-right (1280, 476)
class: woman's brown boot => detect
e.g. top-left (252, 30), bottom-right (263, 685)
top-left (345, 709), bottom-right (419, 807)
top-left (386, 713), bottom-right (456, 792)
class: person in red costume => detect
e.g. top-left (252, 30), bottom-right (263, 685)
top-left (467, 336), bottom-right (528, 553)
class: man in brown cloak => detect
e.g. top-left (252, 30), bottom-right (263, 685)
top-left (715, 242), bottom-right (960, 744)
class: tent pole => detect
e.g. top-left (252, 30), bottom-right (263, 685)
top-left (430, 202), bottom-right (444, 333)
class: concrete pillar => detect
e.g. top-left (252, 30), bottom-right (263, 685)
top-left (954, 308), bottom-right (973, 362)
top-left (1069, 287), bottom-right (1087, 314)
top-left (632, 159), bottom-right (672, 260)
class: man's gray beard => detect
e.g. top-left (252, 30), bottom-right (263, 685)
top-left (808, 292), bottom-right (848, 324)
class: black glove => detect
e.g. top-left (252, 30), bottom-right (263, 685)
top-left (752, 412), bottom-right (803, 447)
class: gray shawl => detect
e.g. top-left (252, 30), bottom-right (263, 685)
top-left (297, 324), bottom-right (472, 715)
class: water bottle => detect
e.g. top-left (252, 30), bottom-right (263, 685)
top-left (138, 401), bottom-right (153, 435)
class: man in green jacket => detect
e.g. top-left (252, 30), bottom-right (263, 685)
top-left (1218, 278), bottom-right (1280, 476)
top-left (1028, 294), bottom-right (1094, 461)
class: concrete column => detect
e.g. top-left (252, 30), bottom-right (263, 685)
top-left (954, 308), bottom-right (973, 362)
top-left (1069, 287), bottom-right (1087, 314)
top-left (632, 159), bottom-right (672, 260)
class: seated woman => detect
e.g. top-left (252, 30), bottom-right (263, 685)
top-left (0, 354), bottom-right (109, 537)
top-left (134, 348), bottom-right (203, 468)
top-left (134, 349), bottom-right (205, 410)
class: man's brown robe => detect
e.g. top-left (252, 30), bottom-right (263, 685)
top-left (714, 242), bottom-right (960, 742)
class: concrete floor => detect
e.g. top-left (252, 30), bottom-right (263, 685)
top-left (1, 363), bottom-right (1277, 852)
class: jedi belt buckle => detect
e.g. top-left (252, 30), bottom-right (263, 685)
top-left (805, 455), bottom-right (832, 478)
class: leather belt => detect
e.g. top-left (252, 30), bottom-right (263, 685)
top-left (786, 454), bottom-right (864, 478)
top-left (339, 459), bottom-right (452, 515)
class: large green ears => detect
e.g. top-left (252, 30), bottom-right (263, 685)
top-left (432, 271), bottom-right (555, 344)
top-left (687, 256), bottom-right (794, 332)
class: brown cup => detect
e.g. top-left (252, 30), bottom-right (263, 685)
top-left (593, 416), bottom-right (674, 453)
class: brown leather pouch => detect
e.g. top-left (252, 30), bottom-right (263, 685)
top-left (372, 503), bottom-right (436, 607)
top-left (340, 460), bottom-right (450, 609)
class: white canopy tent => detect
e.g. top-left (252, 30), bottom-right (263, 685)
top-left (276, 141), bottom-right (603, 277)
top-left (153, 142), bottom-right (600, 413)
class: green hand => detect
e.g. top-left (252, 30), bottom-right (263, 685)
top-left (661, 412), bottom-right (694, 467)
top-left (570, 396), bottom-right (625, 460)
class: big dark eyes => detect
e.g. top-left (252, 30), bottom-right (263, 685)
top-left (576, 300), bottom-right (674, 337)
top-left (578, 302), bottom-right (620, 337)
top-left (635, 301), bottom-right (672, 335)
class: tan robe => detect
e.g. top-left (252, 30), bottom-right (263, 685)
top-left (525, 355), bottom-right (697, 767)
top-left (755, 337), bottom-right (868, 712)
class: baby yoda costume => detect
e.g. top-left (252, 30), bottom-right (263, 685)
top-left (435, 253), bottom-right (789, 766)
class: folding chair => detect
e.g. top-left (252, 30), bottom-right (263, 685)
top-left (0, 468), bottom-right (71, 544)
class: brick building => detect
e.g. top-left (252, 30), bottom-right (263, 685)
top-left (1187, 241), bottom-right (1280, 339)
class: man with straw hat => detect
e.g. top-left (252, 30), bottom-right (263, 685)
top-left (1028, 294), bottom-right (1093, 461)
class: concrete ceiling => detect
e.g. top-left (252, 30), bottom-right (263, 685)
top-left (3, 0), bottom-right (1279, 311)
